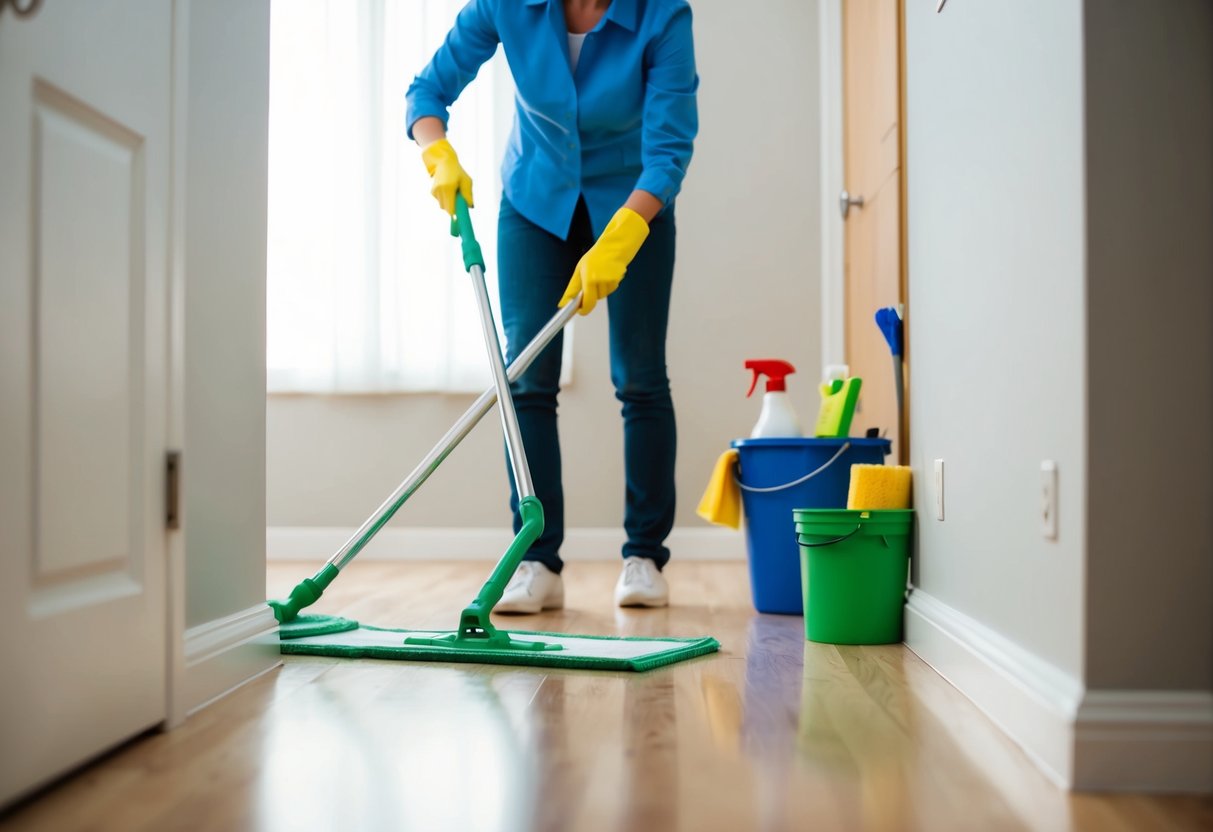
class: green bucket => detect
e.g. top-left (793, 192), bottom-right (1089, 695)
top-left (793, 508), bottom-right (913, 645)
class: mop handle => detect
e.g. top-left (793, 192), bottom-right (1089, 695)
top-left (269, 203), bottom-right (579, 623)
top-left (321, 281), bottom-right (579, 573)
top-left (453, 194), bottom-right (535, 501)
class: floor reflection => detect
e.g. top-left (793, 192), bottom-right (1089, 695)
top-left (618, 671), bottom-right (680, 832)
top-left (256, 664), bottom-right (531, 832)
top-left (741, 614), bottom-right (804, 760)
top-left (800, 643), bottom-right (914, 831)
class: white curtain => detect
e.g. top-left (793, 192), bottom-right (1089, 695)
top-left (267, 0), bottom-right (511, 393)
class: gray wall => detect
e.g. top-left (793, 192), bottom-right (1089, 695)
top-left (904, 0), bottom-right (1088, 679)
top-left (266, 1), bottom-right (823, 538)
top-left (184, 0), bottom-right (270, 627)
top-left (1083, 0), bottom-right (1213, 691)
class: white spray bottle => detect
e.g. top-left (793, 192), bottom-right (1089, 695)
top-left (745, 359), bottom-right (803, 438)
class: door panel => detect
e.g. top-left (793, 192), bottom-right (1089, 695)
top-left (0, 0), bottom-right (171, 806)
top-left (843, 0), bottom-right (905, 461)
top-left (35, 80), bottom-right (144, 586)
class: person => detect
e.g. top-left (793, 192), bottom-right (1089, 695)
top-left (406, 0), bottom-right (697, 612)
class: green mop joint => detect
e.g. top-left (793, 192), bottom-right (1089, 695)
top-left (268, 563), bottom-right (339, 624)
top-left (403, 495), bottom-right (561, 652)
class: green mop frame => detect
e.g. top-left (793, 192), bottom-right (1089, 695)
top-left (269, 195), bottom-right (719, 664)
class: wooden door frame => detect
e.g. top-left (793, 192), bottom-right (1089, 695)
top-left (820, 0), bottom-right (909, 464)
top-left (896, 0), bottom-right (909, 462)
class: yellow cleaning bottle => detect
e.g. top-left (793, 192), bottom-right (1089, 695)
top-left (814, 366), bottom-right (862, 438)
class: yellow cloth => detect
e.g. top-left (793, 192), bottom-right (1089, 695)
top-left (420, 138), bottom-right (474, 216)
top-left (559, 207), bottom-right (649, 315)
top-left (847, 464), bottom-right (912, 510)
top-left (697, 449), bottom-right (742, 529)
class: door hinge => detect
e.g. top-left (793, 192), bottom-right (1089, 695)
top-left (166, 451), bottom-right (181, 530)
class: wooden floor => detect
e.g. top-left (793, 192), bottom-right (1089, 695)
top-left (2, 561), bottom-right (1210, 832)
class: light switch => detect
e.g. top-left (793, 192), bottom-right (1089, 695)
top-left (934, 459), bottom-right (945, 521)
top-left (1041, 461), bottom-right (1058, 540)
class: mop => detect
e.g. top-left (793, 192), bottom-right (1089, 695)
top-left (269, 195), bottom-right (719, 671)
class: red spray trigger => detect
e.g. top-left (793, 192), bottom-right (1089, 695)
top-left (744, 359), bottom-right (796, 397)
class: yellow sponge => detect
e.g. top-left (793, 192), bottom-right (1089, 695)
top-left (847, 464), bottom-right (912, 510)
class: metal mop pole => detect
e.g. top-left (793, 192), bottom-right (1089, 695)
top-left (405, 192), bottom-right (558, 651)
top-left (268, 223), bottom-right (578, 624)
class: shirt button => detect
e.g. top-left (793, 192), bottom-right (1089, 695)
top-left (567, 142), bottom-right (576, 150)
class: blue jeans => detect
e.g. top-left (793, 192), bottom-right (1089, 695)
top-left (497, 195), bottom-right (677, 574)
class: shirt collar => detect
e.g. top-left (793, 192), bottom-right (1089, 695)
top-left (603, 0), bottom-right (638, 32)
top-left (525, 0), bottom-right (639, 33)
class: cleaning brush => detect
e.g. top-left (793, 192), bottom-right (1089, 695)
top-left (874, 307), bottom-right (904, 435)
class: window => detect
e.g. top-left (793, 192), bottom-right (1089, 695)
top-left (267, 0), bottom-right (515, 393)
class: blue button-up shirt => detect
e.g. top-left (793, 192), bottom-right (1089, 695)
top-left (407, 0), bottom-right (698, 239)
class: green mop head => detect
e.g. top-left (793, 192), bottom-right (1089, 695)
top-left (269, 205), bottom-right (722, 671)
top-left (278, 614), bottom-right (720, 672)
top-left (270, 498), bottom-right (721, 671)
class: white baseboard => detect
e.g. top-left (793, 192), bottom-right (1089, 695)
top-left (266, 525), bottom-right (746, 562)
top-left (181, 604), bottom-right (280, 717)
top-left (905, 589), bottom-right (1083, 787)
top-left (1074, 690), bottom-right (1213, 792)
top-left (906, 590), bottom-right (1213, 793)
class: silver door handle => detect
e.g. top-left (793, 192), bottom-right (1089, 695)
top-left (840, 189), bottom-right (864, 220)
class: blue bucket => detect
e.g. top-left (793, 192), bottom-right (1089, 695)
top-left (731, 437), bottom-right (891, 614)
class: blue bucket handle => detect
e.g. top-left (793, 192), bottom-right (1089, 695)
top-left (736, 441), bottom-right (851, 493)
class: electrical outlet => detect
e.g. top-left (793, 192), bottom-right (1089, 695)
top-left (1041, 461), bottom-right (1058, 540)
top-left (934, 459), bottom-right (945, 520)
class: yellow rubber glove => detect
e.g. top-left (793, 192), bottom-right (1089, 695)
top-left (559, 207), bottom-right (649, 315)
top-left (420, 138), bottom-right (474, 216)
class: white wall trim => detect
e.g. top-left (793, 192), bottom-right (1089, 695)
top-left (165, 0), bottom-right (192, 732)
top-left (184, 604), bottom-right (277, 665)
top-left (181, 604), bottom-right (280, 717)
top-left (1073, 690), bottom-right (1213, 792)
top-left (905, 589), bottom-right (1083, 787)
top-left (907, 590), bottom-right (1213, 792)
top-left (267, 525), bottom-right (746, 562)
top-left (818, 0), bottom-right (846, 369)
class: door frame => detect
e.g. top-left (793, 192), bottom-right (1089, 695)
top-left (165, 0), bottom-right (190, 729)
top-left (162, 0), bottom-right (280, 728)
top-left (818, 0), bottom-right (846, 372)
top-left (818, 0), bottom-right (910, 463)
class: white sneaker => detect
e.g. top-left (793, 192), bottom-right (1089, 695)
top-left (494, 561), bottom-right (564, 614)
top-left (615, 557), bottom-right (669, 608)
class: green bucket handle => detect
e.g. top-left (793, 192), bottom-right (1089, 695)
top-left (799, 525), bottom-right (892, 549)
top-left (800, 525), bottom-right (863, 548)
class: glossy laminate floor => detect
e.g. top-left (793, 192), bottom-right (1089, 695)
top-left (2, 561), bottom-right (1209, 831)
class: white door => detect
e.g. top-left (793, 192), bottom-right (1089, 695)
top-left (0, 0), bottom-right (172, 805)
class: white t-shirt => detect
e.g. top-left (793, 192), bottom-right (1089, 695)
top-left (568, 32), bottom-right (588, 72)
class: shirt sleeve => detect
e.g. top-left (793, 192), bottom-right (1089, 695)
top-left (405, 0), bottom-right (501, 140)
top-left (635, 4), bottom-right (699, 204)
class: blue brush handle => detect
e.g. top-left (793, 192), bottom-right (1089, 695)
top-left (876, 307), bottom-right (903, 357)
